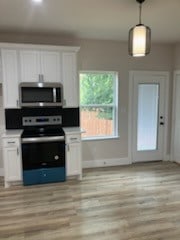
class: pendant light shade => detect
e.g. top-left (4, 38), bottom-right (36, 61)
top-left (129, 0), bottom-right (151, 57)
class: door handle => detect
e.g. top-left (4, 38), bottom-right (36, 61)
top-left (160, 122), bottom-right (164, 125)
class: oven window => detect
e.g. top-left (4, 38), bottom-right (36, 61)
top-left (22, 87), bottom-right (53, 102)
top-left (22, 141), bottom-right (65, 170)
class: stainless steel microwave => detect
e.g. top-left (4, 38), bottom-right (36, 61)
top-left (19, 82), bottom-right (63, 107)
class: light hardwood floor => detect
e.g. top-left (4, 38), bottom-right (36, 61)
top-left (0, 162), bottom-right (180, 240)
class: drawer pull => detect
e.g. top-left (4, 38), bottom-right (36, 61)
top-left (70, 138), bottom-right (78, 141)
top-left (7, 141), bottom-right (15, 144)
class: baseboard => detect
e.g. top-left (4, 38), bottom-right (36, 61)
top-left (83, 158), bottom-right (131, 169)
top-left (0, 157), bottom-right (172, 175)
top-left (174, 160), bottom-right (180, 165)
top-left (163, 155), bottom-right (170, 161)
top-left (0, 168), bottom-right (4, 177)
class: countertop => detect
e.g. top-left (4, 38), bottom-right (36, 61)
top-left (1, 127), bottom-right (84, 138)
top-left (2, 130), bottom-right (23, 138)
top-left (63, 127), bottom-right (85, 135)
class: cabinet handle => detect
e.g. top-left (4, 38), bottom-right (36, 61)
top-left (39, 74), bottom-right (44, 82)
top-left (67, 144), bottom-right (70, 151)
top-left (17, 147), bottom-right (19, 155)
top-left (38, 74), bottom-right (41, 82)
top-left (16, 100), bottom-right (19, 107)
top-left (8, 141), bottom-right (15, 144)
top-left (70, 138), bottom-right (78, 141)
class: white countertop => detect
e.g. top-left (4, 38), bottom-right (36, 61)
top-left (2, 130), bottom-right (23, 138)
top-left (63, 127), bottom-right (85, 135)
top-left (1, 127), bottom-right (84, 138)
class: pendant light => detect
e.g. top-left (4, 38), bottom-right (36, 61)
top-left (32, 0), bottom-right (43, 3)
top-left (129, 0), bottom-right (151, 57)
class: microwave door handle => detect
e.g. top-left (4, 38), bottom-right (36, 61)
top-left (53, 88), bottom-right (56, 103)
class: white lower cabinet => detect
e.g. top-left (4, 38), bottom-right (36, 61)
top-left (65, 133), bottom-right (82, 180)
top-left (2, 136), bottom-right (22, 188)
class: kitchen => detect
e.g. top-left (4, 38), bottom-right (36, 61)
top-left (0, 43), bottom-right (82, 187)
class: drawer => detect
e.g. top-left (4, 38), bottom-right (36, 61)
top-left (23, 167), bottom-right (66, 186)
top-left (66, 134), bottom-right (81, 143)
top-left (3, 138), bottom-right (19, 147)
top-left (41, 167), bottom-right (66, 184)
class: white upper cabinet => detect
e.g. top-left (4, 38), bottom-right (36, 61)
top-left (1, 49), bottom-right (19, 108)
top-left (20, 50), bottom-right (40, 82)
top-left (20, 50), bottom-right (61, 83)
top-left (41, 51), bottom-right (61, 83)
top-left (62, 52), bottom-right (78, 107)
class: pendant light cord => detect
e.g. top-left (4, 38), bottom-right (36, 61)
top-left (139, 3), bottom-right (142, 24)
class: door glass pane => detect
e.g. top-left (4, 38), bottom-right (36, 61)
top-left (137, 84), bottom-right (159, 151)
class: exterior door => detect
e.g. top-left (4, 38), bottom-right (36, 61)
top-left (130, 71), bottom-right (168, 162)
top-left (172, 71), bottom-right (180, 163)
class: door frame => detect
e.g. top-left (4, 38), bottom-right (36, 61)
top-left (170, 70), bottom-right (180, 162)
top-left (128, 71), bottom-right (170, 163)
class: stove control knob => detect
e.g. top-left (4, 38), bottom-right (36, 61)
top-left (54, 155), bottom-right (59, 160)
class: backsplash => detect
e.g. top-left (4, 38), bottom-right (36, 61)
top-left (5, 107), bottom-right (80, 129)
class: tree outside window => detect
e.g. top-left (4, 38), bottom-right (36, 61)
top-left (80, 72), bottom-right (118, 139)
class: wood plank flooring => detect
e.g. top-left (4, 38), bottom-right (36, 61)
top-left (0, 162), bottom-right (180, 240)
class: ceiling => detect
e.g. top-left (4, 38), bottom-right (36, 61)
top-left (0, 0), bottom-right (180, 43)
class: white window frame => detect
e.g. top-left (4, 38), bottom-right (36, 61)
top-left (79, 71), bottom-right (119, 140)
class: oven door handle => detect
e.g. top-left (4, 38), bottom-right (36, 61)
top-left (22, 136), bottom-right (65, 143)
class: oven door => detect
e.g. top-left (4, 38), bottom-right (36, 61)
top-left (22, 136), bottom-right (65, 170)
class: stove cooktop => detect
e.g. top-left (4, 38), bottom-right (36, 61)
top-left (21, 127), bottom-right (65, 138)
top-left (21, 115), bottom-right (64, 138)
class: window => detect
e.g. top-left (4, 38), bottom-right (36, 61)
top-left (79, 71), bottom-right (118, 139)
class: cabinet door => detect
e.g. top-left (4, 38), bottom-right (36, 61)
top-left (62, 52), bottom-right (78, 107)
top-left (66, 142), bottom-right (81, 176)
top-left (20, 50), bottom-right (41, 82)
top-left (41, 51), bottom-right (61, 83)
top-left (1, 49), bottom-right (19, 108)
top-left (3, 146), bottom-right (22, 182)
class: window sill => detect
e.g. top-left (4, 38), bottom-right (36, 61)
top-left (82, 136), bottom-right (120, 141)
